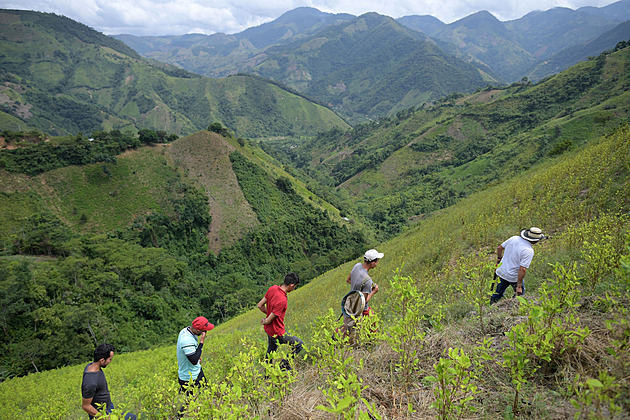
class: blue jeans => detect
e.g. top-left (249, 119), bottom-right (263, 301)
top-left (490, 278), bottom-right (525, 303)
top-left (266, 333), bottom-right (303, 357)
top-left (89, 403), bottom-right (136, 420)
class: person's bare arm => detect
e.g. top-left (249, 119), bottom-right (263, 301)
top-left (262, 312), bottom-right (277, 325)
top-left (82, 397), bottom-right (100, 417)
top-left (497, 245), bottom-right (505, 263)
top-left (516, 266), bottom-right (527, 295)
top-left (257, 297), bottom-right (268, 314)
top-left (365, 283), bottom-right (379, 303)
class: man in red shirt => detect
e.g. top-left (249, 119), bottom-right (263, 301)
top-left (257, 272), bottom-right (303, 368)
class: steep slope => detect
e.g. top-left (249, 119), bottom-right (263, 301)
top-left (167, 132), bottom-right (259, 253)
top-left (0, 125), bottom-right (371, 377)
top-left (396, 14), bottom-right (446, 37)
top-left (235, 6), bottom-right (355, 49)
top-left (0, 9), bottom-right (349, 137)
top-left (399, 4), bottom-right (625, 83)
top-left (506, 7), bottom-right (619, 60)
top-left (431, 10), bottom-right (532, 83)
top-left (577, 0), bottom-right (630, 22)
top-left (251, 13), bottom-right (490, 122)
top-left (0, 129), bottom-right (351, 253)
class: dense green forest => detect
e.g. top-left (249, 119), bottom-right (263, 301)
top-left (249, 13), bottom-right (489, 122)
top-left (0, 128), bottom-right (177, 175)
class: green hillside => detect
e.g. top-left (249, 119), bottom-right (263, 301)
top-left (1, 119), bottom-right (628, 419)
top-left (263, 44), bottom-right (630, 238)
top-left (526, 22), bottom-right (630, 81)
top-left (0, 127), bottom-right (370, 378)
top-left (0, 12), bottom-right (629, 420)
top-left (0, 9), bottom-right (349, 138)
top-left (399, 5), bottom-right (627, 83)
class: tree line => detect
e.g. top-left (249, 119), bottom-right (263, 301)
top-left (0, 129), bottom-right (178, 176)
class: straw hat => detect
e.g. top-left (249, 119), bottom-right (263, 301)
top-left (520, 227), bottom-right (545, 242)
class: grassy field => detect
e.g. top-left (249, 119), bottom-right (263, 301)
top-left (1, 123), bottom-right (628, 419)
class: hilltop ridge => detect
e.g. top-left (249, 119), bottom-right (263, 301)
top-left (0, 9), bottom-right (349, 137)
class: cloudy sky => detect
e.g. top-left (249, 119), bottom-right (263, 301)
top-left (0, 0), bottom-right (620, 36)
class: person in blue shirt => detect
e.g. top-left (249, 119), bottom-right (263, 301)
top-left (176, 316), bottom-right (214, 393)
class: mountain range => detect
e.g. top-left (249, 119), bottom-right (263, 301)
top-left (262, 42), bottom-right (630, 237)
top-left (114, 1), bottom-right (630, 121)
top-left (0, 9), bottom-right (348, 137)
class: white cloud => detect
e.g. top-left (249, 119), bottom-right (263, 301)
top-left (1, 0), bottom-right (620, 35)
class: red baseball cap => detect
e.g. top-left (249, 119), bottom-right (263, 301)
top-left (192, 316), bottom-right (214, 331)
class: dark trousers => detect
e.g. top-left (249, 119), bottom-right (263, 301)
top-left (490, 277), bottom-right (525, 303)
top-left (178, 368), bottom-right (206, 394)
top-left (178, 368), bottom-right (206, 417)
top-left (88, 403), bottom-right (136, 420)
top-left (266, 333), bottom-right (303, 357)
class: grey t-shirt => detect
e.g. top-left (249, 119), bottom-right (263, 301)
top-left (350, 263), bottom-right (373, 294)
top-left (81, 363), bottom-right (111, 411)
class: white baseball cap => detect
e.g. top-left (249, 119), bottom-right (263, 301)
top-left (364, 249), bottom-right (384, 261)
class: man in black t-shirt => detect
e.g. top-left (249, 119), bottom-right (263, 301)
top-left (81, 343), bottom-right (136, 419)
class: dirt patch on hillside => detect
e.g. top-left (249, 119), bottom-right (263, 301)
top-left (459, 89), bottom-right (503, 105)
top-left (446, 117), bottom-right (469, 142)
top-left (0, 84), bottom-right (33, 119)
top-left (168, 132), bottom-right (259, 254)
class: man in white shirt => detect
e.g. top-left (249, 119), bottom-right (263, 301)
top-left (490, 227), bottom-right (545, 303)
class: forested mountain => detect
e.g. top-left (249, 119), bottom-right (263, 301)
top-left (262, 43), bottom-right (630, 238)
top-left (0, 9), bottom-right (349, 138)
top-left (115, 7), bottom-right (354, 76)
top-left (399, 2), bottom-right (630, 82)
top-left (395, 14), bottom-right (445, 37)
top-left (525, 20), bottom-right (630, 80)
top-left (247, 13), bottom-right (491, 122)
top-left (116, 12), bottom-right (492, 123)
top-left (424, 10), bottom-right (532, 83)
top-left (112, 2), bottom-right (629, 123)
top-left (577, 0), bottom-right (630, 21)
